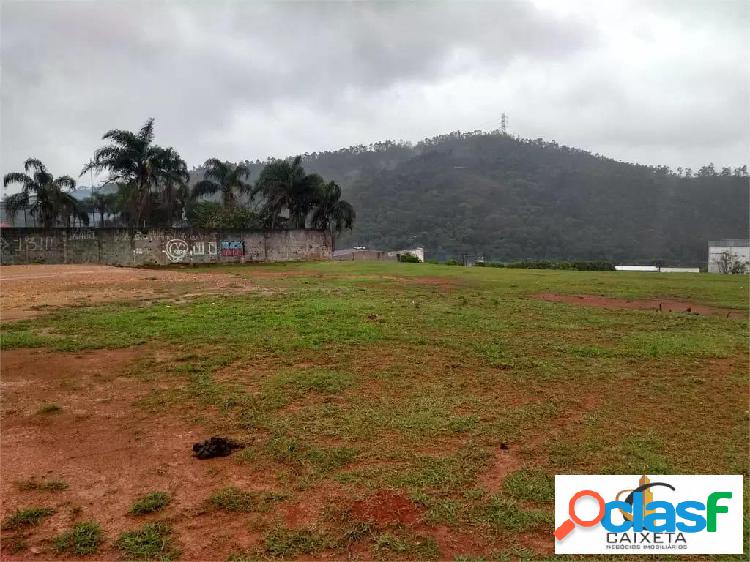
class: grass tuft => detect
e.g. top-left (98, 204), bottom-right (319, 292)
top-left (54, 521), bottom-right (103, 555)
top-left (263, 526), bottom-right (330, 558)
top-left (1, 507), bottom-right (54, 530)
top-left (116, 522), bottom-right (179, 561)
top-left (16, 478), bottom-right (68, 492)
top-left (373, 532), bottom-right (440, 560)
top-left (209, 487), bottom-right (286, 513)
top-left (130, 491), bottom-right (171, 515)
top-left (36, 403), bottom-right (62, 415)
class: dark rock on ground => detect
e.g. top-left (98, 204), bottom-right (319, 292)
top-left (192, 436), bottom-right (244, 459)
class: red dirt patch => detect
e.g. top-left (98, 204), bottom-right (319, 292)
top-left (0, 347), bottom-right (275, 560)
top-left (0, 264), bottom-right (252, 323)
top-left (535, 293), bottom-right (745, 318)
top-left (349, 489), bottom-right (421, 526)
top-left (477, 447), bottom-right (525, 492)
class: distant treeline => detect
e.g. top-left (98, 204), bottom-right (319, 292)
top-left (478, 260), bottom-right (616, 271)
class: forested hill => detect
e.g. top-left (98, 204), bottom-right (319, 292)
top-left (195, 131), bottom-right (749, 265)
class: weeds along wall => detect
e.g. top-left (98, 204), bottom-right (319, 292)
top-left (0, 228), bottom-right (331, 266)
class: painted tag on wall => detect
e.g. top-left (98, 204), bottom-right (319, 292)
top-left (220, 240), bottom-right (244, 257)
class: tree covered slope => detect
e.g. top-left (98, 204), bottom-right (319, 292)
top-left (299, 132), bottom-right (748, 265)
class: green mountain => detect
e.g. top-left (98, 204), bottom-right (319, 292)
top-left (191, 131), bottom-right (748, 265)
top-left (301, 132), bottom-right (748, 265)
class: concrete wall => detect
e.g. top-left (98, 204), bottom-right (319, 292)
top-left (0, 228), bottom-right (330, 266)
top-left (708, 244), bottom-right (750, 273)
top-left (332, 249), bottom-right (397, 262)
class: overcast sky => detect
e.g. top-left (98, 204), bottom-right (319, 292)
top-left (1, 0), bottom-right (748, 187)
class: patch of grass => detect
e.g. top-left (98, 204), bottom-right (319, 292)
top-left (0, 326), bottom-right (50, 349)
top-left (475, 496), bottom-right (552, 531)
top-left (263, 526), bottom-right (330, 558)
top-left (373, 532), bottom-right (440, 560)
top-left (392, 448), bottom-right (491, 493)
top-left (425, 498), bottom-right (462, 524)
top-left (1, 507), bottom-right (54, 530)
top-left (448, 415), bottom-right (479, 433)
top-left (116, 522), bottom-right (179, 561)
top-left (16, 478), bottom-right (68, 492)
top-left (503, 469), bottom-right (554, 503)
top-left (268, 368), bottom-right (354, 396)
top-left (608, 433), bottom-right (671, 474)
top-left (209, 487), bottom-right (286, 512)
top-left (36, 403), bottom-right (62, 415)
top-left (266, 436), bottom-right (358, 473)
top-left (130, 491), bottom-right (171, 515)
top-left (54, 521), bottom-right (103, 555)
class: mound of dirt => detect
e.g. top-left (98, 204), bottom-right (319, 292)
top-left (535, 293), bottom-right (745, 318)
top-left (349, 489), bottom-right (421, 526)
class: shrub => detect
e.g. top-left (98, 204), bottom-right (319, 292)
top-left (54, 522), bottom-right (103, 555)
top-left (398, 253), bottom-right (421, 263)
top-left (130, 491), bottom-right (171, 514)
top-left (187, 201), bottom-right (261, 230)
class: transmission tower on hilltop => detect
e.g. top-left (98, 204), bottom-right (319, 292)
top-left (500, 113), bottom-right (509, 134)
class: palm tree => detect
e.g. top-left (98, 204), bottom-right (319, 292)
top-left (254, 156), bottom-right (322, 229)
top-left (82, 118), bottom-right (187, 227)
top-left (159, 148), bottom-right (190, 224)
top-left (191, 159), bottom-right (252, 209)
top-left (3, 158), bottom-right (83, 228)
top-left (310, 181), bottom-right (355, 250)
top-left (3, 191), bottom-right (30, 226)
top-left (88, 191), bottom-right (117, 227)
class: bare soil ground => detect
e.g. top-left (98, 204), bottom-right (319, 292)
top-left (534, 292), bottom-right (746, 318)
top-left (0, 265), bottom-right (250, 322)
top-left (0, 347), bottom-right (285, 560)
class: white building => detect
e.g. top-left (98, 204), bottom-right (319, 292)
top-left (708, 239), bottom-right (750, 273)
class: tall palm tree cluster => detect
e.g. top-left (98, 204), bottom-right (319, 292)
top-left (3, 119), bottom-right (355, 242)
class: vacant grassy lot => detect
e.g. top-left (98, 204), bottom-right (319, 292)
top-left (1, 262), bottom-right (747, 560)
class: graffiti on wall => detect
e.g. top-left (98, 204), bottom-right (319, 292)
top-left (164, 239), bottom-right (189, 262)
top-left (190, 241), bottom-right (218, 257)
top-left (7, 236), bottom-right (56, 252)
top-left (69, 230), bottom-right (96, 241)
top-left (220, 240), bottom-right (244, 257)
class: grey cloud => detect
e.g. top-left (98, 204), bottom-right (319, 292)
top-left (1, 0), bottom-right (747, 185)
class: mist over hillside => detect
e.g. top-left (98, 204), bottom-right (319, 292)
top-left (192, 131), bottom-right (749, 265)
